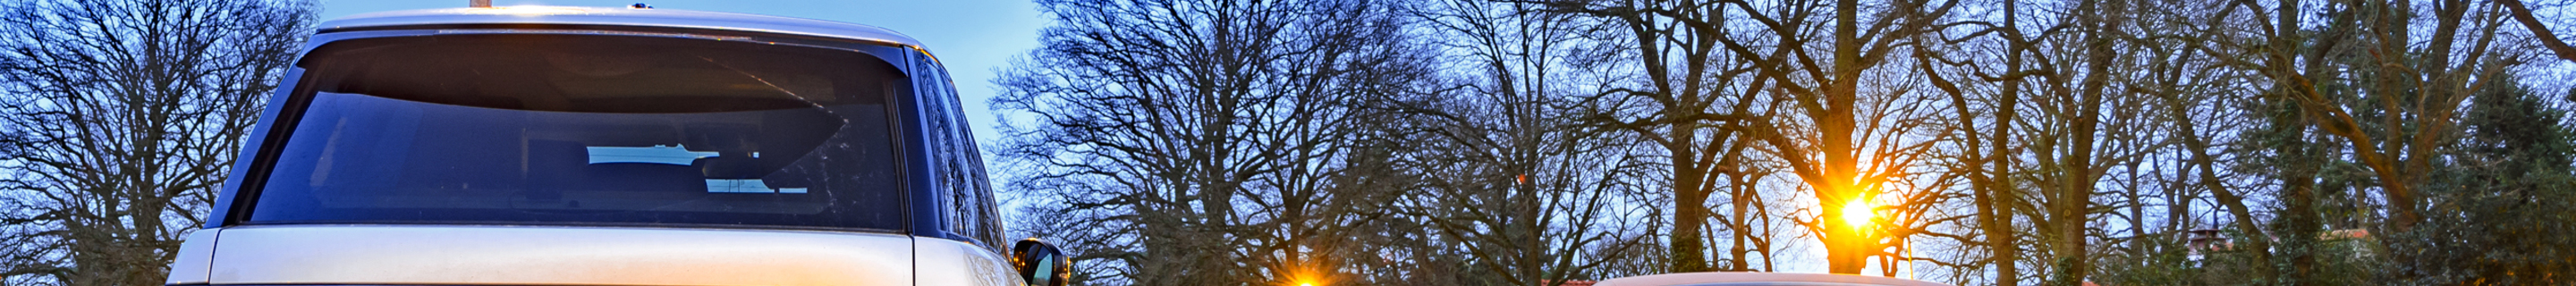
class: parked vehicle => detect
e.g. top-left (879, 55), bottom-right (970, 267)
top-left (1597, 273), bottom-right (1955, 286)
top-left (160, 5), bottom-right (1068, 286)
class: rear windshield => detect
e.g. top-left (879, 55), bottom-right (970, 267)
top-left (244, 34), bottom-right (910, 231)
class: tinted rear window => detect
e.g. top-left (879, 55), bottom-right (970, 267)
top-left (244, 34), bottom-right (910, 231)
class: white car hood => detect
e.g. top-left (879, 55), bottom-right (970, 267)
top-left (195, 224), bottom-right (914, 286)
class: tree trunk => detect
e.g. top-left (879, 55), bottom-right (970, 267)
top-left (1818, 0), bottom-right (1870, 274)
top-left (1672, 126), bottom-right (1712, 273)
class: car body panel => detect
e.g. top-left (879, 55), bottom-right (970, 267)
top-left (319, 5), bottom-right (923, 46)
top-left (914, 238), bottom-right (1022, 286)
top-left (164, 229), bottom-right (219, 285)
top-left (1597, 273), bottom-right (1955, 286)
top-left (203, 224), bottom-right (914, 286)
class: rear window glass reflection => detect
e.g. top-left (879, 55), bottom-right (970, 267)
top-left (246, 34), bottom-right (910, 230)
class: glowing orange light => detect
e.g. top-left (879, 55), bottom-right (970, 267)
top-left (1842, 198), bottom-right (1873, 230)
top-left (1284, 266), bottom-right (1322, 286)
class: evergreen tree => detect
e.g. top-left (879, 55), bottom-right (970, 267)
top-left (2387, 77), bottom-right (2576, 285)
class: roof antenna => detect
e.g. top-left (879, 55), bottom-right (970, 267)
top-left (470, 0), bottom-right (490, 7)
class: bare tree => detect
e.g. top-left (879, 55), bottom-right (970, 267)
top-left (992, 0), bottom-right (1431, 285)
top-left (1998, 1), bottom-right (2174, 283)
top-left (989, 0), bottom-right (2576, 284)
top-left (2500, 0), bottom-right (2576, 62)
top-left (1911, 0), bottom-right (2045, 282)
top-left (0, 1), bottom-right (313, 285)
top-left (1721, 0), bottom-right (1964, 274)
top-left (1519, 0), bottom-right (1973, 276)
top-left (1396, 1), bottom-right (1664, 284)
top-left (1510, 0), bottom-right (1788, 273)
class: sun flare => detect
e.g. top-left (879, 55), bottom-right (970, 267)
top-left (1842, 198), bottom-right (1873, 230)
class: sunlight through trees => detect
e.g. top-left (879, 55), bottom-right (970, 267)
top-left (993, 0), bottom-right (2576, 285)
top-left (5, 0), bottom-right (2576, 285)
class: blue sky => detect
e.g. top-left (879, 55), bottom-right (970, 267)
top-left (318, 0), bottom-right (1045, 147)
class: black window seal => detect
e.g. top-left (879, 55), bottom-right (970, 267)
top-left (318, 23), bottom-right (914, 48)
top-left (217, 28), bottom-right (923, 234)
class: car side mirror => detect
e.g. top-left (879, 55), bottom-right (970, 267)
top-left (1011, 239), bottom-right (1072, 286)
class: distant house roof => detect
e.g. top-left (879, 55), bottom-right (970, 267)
top-left (317, 5), bottom-right (925, 47)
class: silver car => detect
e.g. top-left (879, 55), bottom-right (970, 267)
top-left (160, 5), bottom-right (1068, 286)
top-left (1597, 273), bottom-right (1954, 286)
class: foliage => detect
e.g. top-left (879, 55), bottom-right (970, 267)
top-left (2384, 77), bottom-right (2576, 285)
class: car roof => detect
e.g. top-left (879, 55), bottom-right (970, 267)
top-left (318, 5), bottom-right (925, 47)
top-left (1597, 273), bottom-right (1954, 286)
